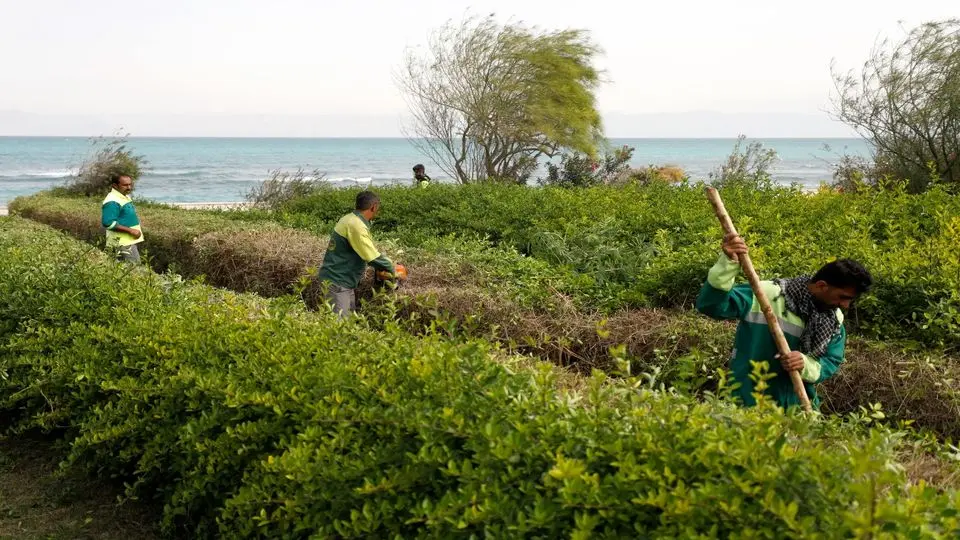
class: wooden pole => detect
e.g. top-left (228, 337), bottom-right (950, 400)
top-left (705, 187), bottom-right (813, 412)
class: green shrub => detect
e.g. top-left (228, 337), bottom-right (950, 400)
top-left (541, 145), bottom-right (634, 188)
top-left (10, 193), bottom-right (310, 289)
top-left (831, 19), bottom-right (960, 192)
top-left (261, 181), bottom-right (960, 349)
top-left (12, 192), bottom-right (960, 441)
top-left (245, 168), bottom-right (329, 210)
top-left (1, 217), bottom-right (958, 538)
top-left (5, 193), bottom-right (710, 378)
top-left (708, 134), bottom-right (779, 189)
top-left (56, 133), bottom-right (147, 197)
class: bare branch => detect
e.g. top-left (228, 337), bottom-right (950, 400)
top-left (829, 19), bottom-right (960, 191)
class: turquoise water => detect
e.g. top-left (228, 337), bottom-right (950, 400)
top-left (0, 137), bottom-right (871, 204)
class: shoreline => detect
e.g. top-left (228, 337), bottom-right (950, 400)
top-left (0, 202), bottom-right (249, 217)
top-left (159, 201), bottom-right (250, 211)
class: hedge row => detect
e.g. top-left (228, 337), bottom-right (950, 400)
top-left (8, 193), bottom-right (726, 371)
top-left (11, 193), bottom-right (960, 441)
top-left (1, 216), bottom-right (958, 538)
top-left (268, 182), bottom-right (960, 349)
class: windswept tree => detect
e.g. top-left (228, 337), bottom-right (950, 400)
top-left (59, 132), bottom-right (147, 197)
top-left (397, 15), bottom-right (604, 184)
top-left (831, 19), bottom-right (960, 192)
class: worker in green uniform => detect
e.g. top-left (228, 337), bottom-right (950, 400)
top-left (696, 232), bottom-right (873, 410)
top-left (413, 164), bottom-right (431, 188)
top-left (317, 190), bottom-right (400, 317)
top-left (100, 173), bottom-right (144, 264)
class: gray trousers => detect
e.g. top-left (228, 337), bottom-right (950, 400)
top-left (116, 244), bottom-right (141, 265)
top-left (324, 282), bottom-right (356, 318)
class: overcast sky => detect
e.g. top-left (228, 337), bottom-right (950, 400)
top-left (0, 0), bottom-right (956, 137)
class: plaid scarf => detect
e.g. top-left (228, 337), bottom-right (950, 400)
top-left (773, 275), bottom-right (840, 357)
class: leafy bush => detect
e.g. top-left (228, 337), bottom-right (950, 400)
top-left (830, 153), bottom-right (890, 193)
top-left (10, 193), bottom-right (339, 304)
top-left (57, 133), bottom-right (147, 197)
top-left (254, 181), bottom-right (960, 350)
top-left (826, 149), bottom-right (945, 195)
top-left (831, 19), bottom-right (960, 192)
top-left (245, 168), bottom-right (329, 210)
top-left (24, 184), bottom-right (960, 352)
top-left (542, 145), bottom-right (634, 188)
top-left (12, 192), bottom-right (960, 441)
top-left (220, 181), bottom-right (960, 434)
top-left (708, 134), bottom-right (779, 188)
top-left (7, 193), bottom-right (717, 377)
top-left (612, 165), bottom-right (688, 186)
top-left (1, 217), bottom-right (958, 538)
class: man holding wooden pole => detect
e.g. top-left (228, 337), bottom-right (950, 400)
top-left (696, 231), bottom-right (873, 410)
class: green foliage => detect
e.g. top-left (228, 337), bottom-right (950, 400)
top-left (57, 133), bottom-right (148, 197)
top-left (831, 19), bottom-right (960, 192)
top-left (542, 145), bottom-right (634, 188)
top-left (12, 190), bottom-right (960, 440)
top-left (254, 181), bottom-right (960, 351)
top-left (709, 134), bottom-right (779, 189)
top-left (1, 217), bottom-right (958, 538)
top-left (397, 15), bottom-right (603, 183)
top-left (829, 152), bottom-right (887, 193)
top-left (245, 168), bottom-right (329, 210)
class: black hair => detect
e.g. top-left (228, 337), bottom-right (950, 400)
top-left (413, 164), bottom-right (424, 172)
top-left (110, 172), bottom-right (131, 184)
top-left (811, 259), bottom-right (873, 295)
top-left (355, 190), bottom-right (380, 211)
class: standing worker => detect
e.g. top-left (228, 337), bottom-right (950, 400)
top-left (317, 190), bottom-right (405, 318)
top-left (101, 173), bottom-right (144, 264)
top-left (696, 232), bottom-right (873, 410)
top-left (412, 164), bottom-right (431, 188)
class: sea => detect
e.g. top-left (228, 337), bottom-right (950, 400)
top-left (0, 137), bottom-right (871, 205)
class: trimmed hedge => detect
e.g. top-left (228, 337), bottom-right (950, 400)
top-left (1, 217), bottom-right (958, 538)
top-left (270, 182), bottom-right (960, 349)
top-left (8, 193), bottom-right (721, 370)
top-left (11, 193), bottom-right (960, 442)
top-left (10, 194), bottom-right (328, 299)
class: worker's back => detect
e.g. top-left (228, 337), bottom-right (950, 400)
top-left (318, 211), bottom-right (375, 289)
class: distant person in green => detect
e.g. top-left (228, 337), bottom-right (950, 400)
top-left (412, 164), bottom-right (431, 188)
top-left (317, 190), bottom-right (397, 318)
top-left (696, 232), bottom-right (873, 410)
top-left (101, 173), bottom-right (144, 264)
